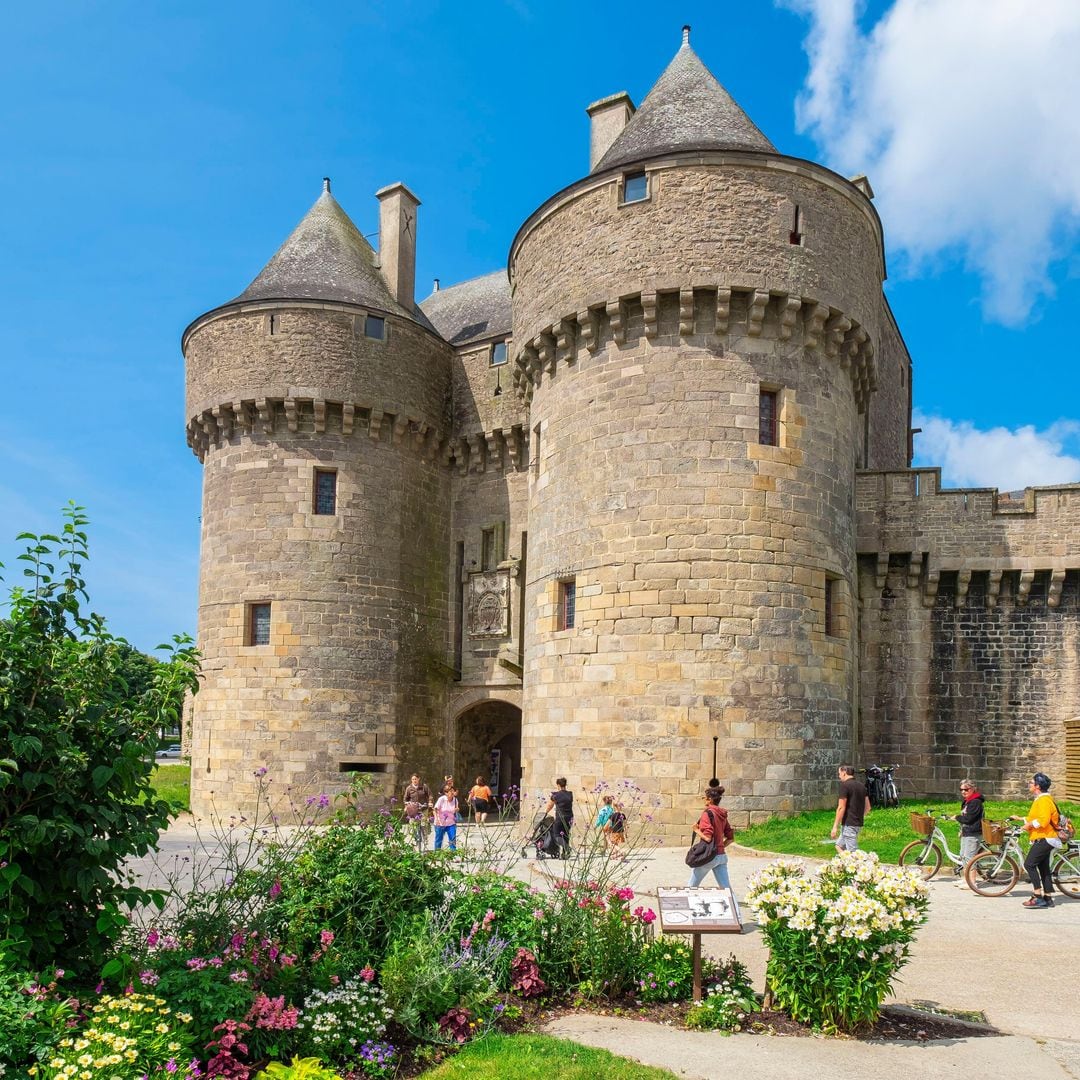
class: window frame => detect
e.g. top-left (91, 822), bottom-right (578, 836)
top-left (490, 340), bottom-right (508, 366)
top-left (622, 171), bottom-right (649, 205)
top-left (759, 387), bottom-right (780, 447)
top-left (247, 601), bottom-right (272, 647)
top-left (364, 314), bottom-right (386, 341)
top-left (558, 578), bottom-right (577, 631)
top-left (824, 577), bottom-right (838, 637)
top-left (313, 468), bottom-right (338, 515)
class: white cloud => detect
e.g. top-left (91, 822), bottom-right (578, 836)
top-left (913, 411), bottom-right (1080, 490)
top-left (785, 0), bottom-right (1080, 324)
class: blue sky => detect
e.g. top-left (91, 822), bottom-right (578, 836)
top-left (2, 0), bottom-right (1079, 651)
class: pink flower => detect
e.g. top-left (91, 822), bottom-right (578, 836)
top-left (614, 887), bottom-right (635, 901)
top-left (186, 958), bottom-right (208, 971)
top-left (319, 929), bottom-right (335, 947)
top-left (146, 930), bottom-right (160, 947)
top-left (359, 967), bottom-right (376, 983)
top-left (532, 909), bottom-right (545, 920)
top-left (139, 970), bottom-right (159, 986)
top-left (268, 880), bottom-right (282, 900)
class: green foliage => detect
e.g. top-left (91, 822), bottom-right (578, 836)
top-left (0, 955), bottom-right (77, 1069)
top-left (415, 1034), bottom-right (680, 1079)
top-left (253, 1058), bottom-right (342, 1080)
top-left (747, 850), bottom-right (930, 1033)
top-left (267, 815), bottom-right (453, 973)
top-left (685, 955), bottom-right (758, 1032)
top-left (298, 975), bottom-right (391, 1061)
top-left (31, 992), bottom-right (198, 1079)
top-left (0, 506), bottom-right (201, 975)
top-left (634, 938), bottom-right (694, 1003)
top-left (379, 910), bottom-right (501, 1042)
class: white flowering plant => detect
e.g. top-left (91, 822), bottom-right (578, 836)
top-left (297, 972), bottom-right (392, 1061)
top-left (28, 993), bottom-right (199, 1079)
top-left (745, 850), bottom-right (929, 1033)
top-left (685, 956), bottom-right (758, 1033)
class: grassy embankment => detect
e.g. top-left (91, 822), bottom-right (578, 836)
top-left (150, 764), bottom-right (191, 812)
top-left (418, 1035), bottom-right (677, 1079)
top-left (737, 797), bottom-right (1080, 863)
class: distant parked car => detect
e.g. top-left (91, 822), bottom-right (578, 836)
top-left (157, 744), bottom-right (183, 759)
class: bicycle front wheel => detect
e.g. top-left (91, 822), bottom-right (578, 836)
top-left (964, 851), bottom-right (1020, 896)
top-left (899, 839), bottom-right (942, 879)
top-left (885, 781), bottom-right (899, 808)
top-left (1053, 848), bottom-right (1080, 898)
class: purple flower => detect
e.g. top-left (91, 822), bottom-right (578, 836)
top-left (139, 970), bottom-right (159, 986)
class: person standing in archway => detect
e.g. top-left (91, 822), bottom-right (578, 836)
top-left (546, 777), bottom-right (574, 859)
top-left (468, 775), bottom-right (492, 825)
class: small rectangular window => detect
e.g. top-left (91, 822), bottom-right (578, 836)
top-left (248, 602), bottom-right (271, 646)
top-left (759, 389), bottom-right (779, 446)
top-left (789, 205), bottom-right (803, 245)
top-left (825, 578), bottom-right (837, 637)
top-left (365, 315), bottom-right (385, 340)
top-left (481, 526), bottom-right (499, 571)
top-left (313, 469), bottom-right (337, 515)
top-left (491, 341), bottom-right (508, 366)
top-left (559, 579), bottom-right (577, 630)
top-left (623, 171), bottom-right (648, 204)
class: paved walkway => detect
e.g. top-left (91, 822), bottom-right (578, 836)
top-left (143, 820), bottom-right (1080, 1078)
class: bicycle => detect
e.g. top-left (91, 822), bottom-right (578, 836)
top-left (898, 809), bottom-right (986, 879)
top-left (964, 819), bottom-right (1080, 898)
top-left (865, 764), bottom-right (900, 809)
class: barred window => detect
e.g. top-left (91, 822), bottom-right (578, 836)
top-left (248, 602), bottom-right (271, 646)
top-left (559, 579), bottom-right (577, 630)
top-left (313, 469), bottom-right (337, 515)
top-left (759, 389), bottom-right (779, 446)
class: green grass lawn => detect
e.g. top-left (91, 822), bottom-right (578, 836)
top-left (417, 1034), bottom-right (678, 1079)
top-left (737, 797), bottom-right (1080, 864)
top-left (150, 764), bottom-right (190, 812)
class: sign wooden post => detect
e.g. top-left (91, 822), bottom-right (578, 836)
top-left (656, 887), bottom-right (743, 1002)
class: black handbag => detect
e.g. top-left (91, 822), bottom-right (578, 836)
top-left (685, 807), bottom-right (719, 867)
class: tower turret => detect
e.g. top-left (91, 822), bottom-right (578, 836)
top-left (183, 181), bottom-right (454, 814)
top-left (509, 31), bottom-right (905, 834)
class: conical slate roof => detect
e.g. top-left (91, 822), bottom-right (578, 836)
top-left (231, 182), bottom-right (415, 321)
top-left (593, 35), bottom-right (775, 173)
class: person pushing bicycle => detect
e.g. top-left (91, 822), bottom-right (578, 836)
top-left (952, 779), bottom-right (984, 889)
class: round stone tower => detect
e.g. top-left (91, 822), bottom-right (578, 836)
top-left (183, 180), bottom-right (453, 815)
top-left (509, 32), bottom-right (886, 834)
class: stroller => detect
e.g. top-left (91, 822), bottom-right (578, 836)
top-left (521, 812), bottom-right (563, 859)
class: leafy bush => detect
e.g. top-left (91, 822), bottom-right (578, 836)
top-left (379, 910), bottom-right (503, 1042)
top-left (297, 973), bottom-right (391, 1061)
top-left (253, 1057), bottom-right (342, 1080)
top-left (634, 938), bottom-right (694, 1003)
top-left (0, 507), bottom-right (200, 974)
top-left (746, 850), bottom-right (930, 1033)
top-left (29, 992), bottom-right (198, 1079)
top-left (685, 955), bottom-right (758, 1032)
top-left (0, 958), bottom-right (76, 1070)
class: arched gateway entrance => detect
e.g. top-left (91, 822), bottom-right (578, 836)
top-left (453, 695), bottom-right (522, 816)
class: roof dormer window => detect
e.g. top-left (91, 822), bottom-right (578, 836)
top-left (622, 171), bottom-right (648, 204)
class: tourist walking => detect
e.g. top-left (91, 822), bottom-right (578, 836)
top-left (953, 778), bottom-right (985, 888)
top-left (468, 776), bottom-right (492, 825)
top-left (434, 785), bottom-right (459, 851)
top-left (686, 785), bottom-right (735, 889)
top-left (830, 764), bottom-right (870, 851)
top-left (403, 773), bottom-right (432, 850)
top-left (546, 777), bottom-right (574, 858)
top-left (1012, 772), bottom-right (1062, 908)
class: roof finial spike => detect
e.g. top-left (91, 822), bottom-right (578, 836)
top-left (681, 24), bottom-right (690, 46)
top-left (323, 177), bottom-right (331, 193)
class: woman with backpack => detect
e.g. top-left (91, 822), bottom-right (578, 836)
top-left (1011, 771), bottom-right (1063, 908)
top-left (686, 784), bottom-right (735, 890)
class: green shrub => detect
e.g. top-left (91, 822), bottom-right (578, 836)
top-left (746, 850), bottom-right (930, 1033)
top-left (0, 507), bottom-right (200, 975)
top-left (253, 1058), bottom-right (342, 1080)
top-left (634, 938), bottom-right (694, 1003)
top-left (0, 957), bottom-right (76, 1070)
top-left (685, 955), bottom-right (757, 1032)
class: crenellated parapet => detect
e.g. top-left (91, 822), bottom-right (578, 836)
top-left (511, 283), bottom-right (877, 411)
top-left (186, 395), bottom-right (530, 477)
top-left (857, 468), bottom-right (1080, 607)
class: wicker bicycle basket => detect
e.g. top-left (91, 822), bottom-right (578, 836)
top-left (982, 818), bottom-right (1006, 845)
top-left (910, 811), bottom-right (934, 836)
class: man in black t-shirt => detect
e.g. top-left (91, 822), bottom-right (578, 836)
top-left (546, 777), bottom-right (574, 859)
top-left (830, 764), bottom-right (871, 851)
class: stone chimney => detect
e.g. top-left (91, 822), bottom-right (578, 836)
top-left (586, 92), bottom-right (635, 170)
top-left (376, 182), bottom-right (420, 308)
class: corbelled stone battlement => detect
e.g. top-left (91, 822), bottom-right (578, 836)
top-left (512, 283), bottom-right (877, 410)
top-left (857, 468), bottom-right (1080, 607)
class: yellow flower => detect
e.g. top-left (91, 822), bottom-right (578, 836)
top-left (155, 1022), bottom-right (169, 1033)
